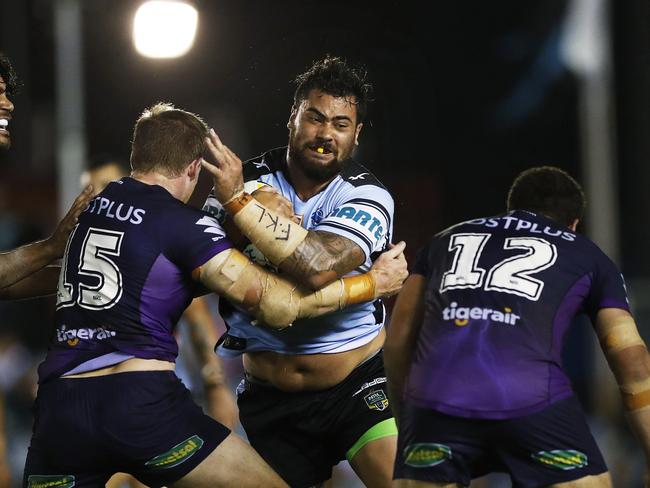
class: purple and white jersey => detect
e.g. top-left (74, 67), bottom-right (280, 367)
top-left (203, 146), bottom-right (394, 356)
top-left (405, 210), bottom-right (630, 419)
top-left (38, 178), bottom-right (233, 383)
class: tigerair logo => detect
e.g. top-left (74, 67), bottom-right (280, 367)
top-left (27, 475), bottom-right (75, 488)
top-left (531, 450), bottom-right (588, 470)
top-left (403, 443), bottom-right (452, 467)
top-left (56, 325), bottom-right (116, 346)
top-left (145, 435), bottom-right (204, 469)
top-left (443, 302), bottom-right (521, 326)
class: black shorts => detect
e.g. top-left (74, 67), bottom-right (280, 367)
top-left (394, 395), bottom-right (607, 488)
top-left (24, 371), bottom-right (230, 488)
top-left (237, 351), bottom-right (396, 488)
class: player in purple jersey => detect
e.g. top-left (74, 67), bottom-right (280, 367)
top-left (201, 56), bottom-right (403, 488)
top-left (80, 155), bottom-right (237, 488)
top-left (385, 166), bottom-right (650, 487)
top-left (23, 102), bottom-right (407, 488)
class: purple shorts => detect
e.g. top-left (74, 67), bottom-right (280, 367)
top-left (394, 395), bottom-right (607, 488)
top-left (24, 371), bottom-right (230, 488)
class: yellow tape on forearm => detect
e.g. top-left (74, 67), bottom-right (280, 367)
top-left (598, 318), bottom-right (645, 354)
top-left (623, 389), bottom-right (650, 411)
top-left (342, 273), bottom-right (377, 306)
top-left (296, 272), bottom-right (377, 319)
top-left (621, 377), bottom-right (650, 411)
top-left (225, 192), bottom-right (308, 265)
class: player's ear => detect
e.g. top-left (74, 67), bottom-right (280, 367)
top-left (354, 123), bottom-right (363, 146)
top-left (287, 106), bottom-right (298, 130)
top-left (569, 219), bottom-right (579, 231)
top-left (187, 158), bottom-right (201, 180)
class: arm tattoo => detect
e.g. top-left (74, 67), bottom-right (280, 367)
top-left (279, 230), bottom-right (365, 287)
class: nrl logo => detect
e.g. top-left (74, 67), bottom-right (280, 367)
top-left (364, 389), bottom-right (389, 411)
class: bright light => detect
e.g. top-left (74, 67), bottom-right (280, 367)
top-left (133, 1), bottom-right (198, 59)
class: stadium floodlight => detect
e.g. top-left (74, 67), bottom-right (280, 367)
top-left (133, 1), bottom-right (198, 58)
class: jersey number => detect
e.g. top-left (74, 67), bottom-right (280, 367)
top-left (440, 233), bottom-right (557, 300)
top-left (57, 227), bottom-right (125, 310)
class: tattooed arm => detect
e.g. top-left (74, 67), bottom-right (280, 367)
top-left (279, 231), bottom-right (365, 290)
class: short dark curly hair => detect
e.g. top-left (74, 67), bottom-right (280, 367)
top-left (0, 52), bottom-right (20, 95)
top-left (507, 166), bottom-right (586, 227)
top-left (293, 55), bottom-right (373, 123)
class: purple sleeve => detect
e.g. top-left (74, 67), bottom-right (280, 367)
top-left (163, 208), bottom-right (234, 273)
top-left (584, 252), bottom-right (631, 320)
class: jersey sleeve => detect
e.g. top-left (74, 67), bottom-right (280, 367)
top-left (163, 207), bottom-right (234, 273)
top-left (314, 185), bottom-right (394, 259)
top-left (584, 251), bottom-right (631, 319)
top-left (202, 190), bottom-right (226, 224)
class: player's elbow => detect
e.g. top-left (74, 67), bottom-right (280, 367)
top-left (256, 290), bottom-right (299, 329)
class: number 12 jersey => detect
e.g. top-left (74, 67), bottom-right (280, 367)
top-left (407, 210), bottom-right (630, 419)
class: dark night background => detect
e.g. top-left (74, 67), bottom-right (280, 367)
top-left (0, 0), bottom-right (649, 486)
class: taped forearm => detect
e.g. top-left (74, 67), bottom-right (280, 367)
top-left (197, 249), bottom-right (378, 329)
top-left (223, 192), bottom-right (308, 265)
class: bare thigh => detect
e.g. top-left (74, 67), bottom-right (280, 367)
top-left (547, 471), bottom-right (612, 488)
top-left (349, 435), bottom-right (397, 488)
top-left (169, 433), bottom-right (288, 488)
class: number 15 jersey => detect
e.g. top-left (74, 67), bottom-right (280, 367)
top-left (406, 210), bottom-right (630, 419)
top-left (38, 178), bottom-right (233, 383)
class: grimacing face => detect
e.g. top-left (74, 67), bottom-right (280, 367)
top-left (287, 89), bottom-right (363, 182)
top-left (0, 75), bottom-right (15, 151)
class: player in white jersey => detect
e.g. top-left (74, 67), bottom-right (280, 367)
top-left (202, 56), bottom-right (400, 488)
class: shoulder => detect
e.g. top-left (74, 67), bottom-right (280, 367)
top-left (340, 159), bottom-right (387, 190)
top-left (243, 146), bottom-right (286, 181)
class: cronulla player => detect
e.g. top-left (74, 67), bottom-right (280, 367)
top-left (385, 167), bottom-right (650, 487)
top-left (202, 56), bottom-right (402, 488)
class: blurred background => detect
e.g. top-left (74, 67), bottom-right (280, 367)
top-left (0, 0), bottom-right (649, 486)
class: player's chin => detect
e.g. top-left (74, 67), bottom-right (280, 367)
top-left (302, 158), bottom-right (343, 181)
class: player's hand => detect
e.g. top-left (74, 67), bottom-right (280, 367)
top-left (202, 129), bottom-right (245, 203)
top-left (370, 241), bottom-right (408, 298)
top-left (45, 184), bottom-right (94, 259)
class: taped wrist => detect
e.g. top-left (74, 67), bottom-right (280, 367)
top-left (342, 273), bottom-right (378, 306)
top-left (297, 273), bottom-right (378, 320)
top-left (223, 192), bottom-right (308, 265)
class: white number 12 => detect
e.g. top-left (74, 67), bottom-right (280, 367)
top-left (440, 233), bottom-right (557, 301)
